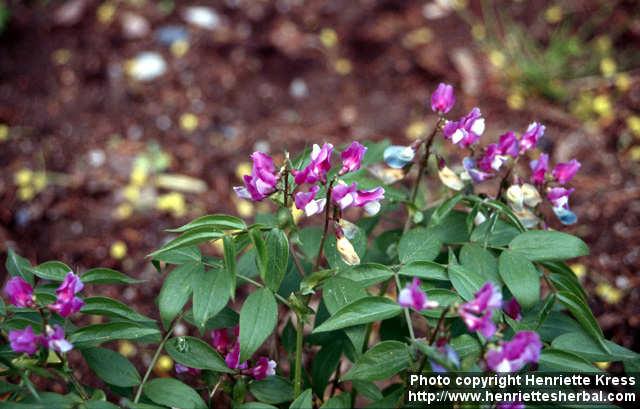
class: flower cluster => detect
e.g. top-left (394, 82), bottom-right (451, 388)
top-left (211, 327), bottom-right (276, 380)
top-left (4, 274), bottom-right (83, 355)
top-left (458, 283), bottom-right (502, 339)
top-left (485, 331), bottom-right (542, 373)
top-left (397, 278), bottom-right (439, 311)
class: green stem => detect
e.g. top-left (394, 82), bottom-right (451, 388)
top-left (237, 273), bottom-right (291, 307)
top-left (394, 274), bottom-right (415, 341)
top-left (293, 313), bottom-right (304, 398)
top-left (314, 180), bottom-right (335, 271)
top-left (134, 314), bottom-right (183, 403)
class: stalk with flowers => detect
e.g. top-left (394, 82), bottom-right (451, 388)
top-left (1, 83), bottom-right (638, 408)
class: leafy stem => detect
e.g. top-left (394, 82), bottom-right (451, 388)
top-left (293, 312), bottom-right (304, 398)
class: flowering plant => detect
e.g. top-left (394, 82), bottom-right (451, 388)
top-left (2, 84), bottom-right (638, 408)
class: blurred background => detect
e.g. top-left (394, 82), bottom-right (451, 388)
top-left (1, 0), bottom-right (639, 382)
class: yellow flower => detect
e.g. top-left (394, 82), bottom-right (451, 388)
top-left (507, 92), bottom-right (525, 110)
top-left (156, 192), bottom-right (187, 218)
top-left (171, 40), bottom-right (190, 58)
top-left (236, 200), bottom-right (254, 218)
top-left (615, 73), bottom-right (631, 92)
top-left (114, 203), bottom-right (134, 220)
top-left (334, 58), bottom-right (352, 75)
top-left (179, 113), bottom-right (199, 133)
top-left (123, 185), bottom-right (141, 203)
top-left (489, 50), bottom-right (506, 68)
top-left (130, 166), bottom-right (148, 186)
top-left (544, 5), bottom-right (563, 24)
top-left (594, 35), bottom-right (611, 54)
top-left (595, 283), bottom-right (622, 304)
top-left (405, 120), bottom-right (427, 140)
top-left (599, 58), bottom-right (617, 78)
top-left (627, 116), bottom-right (640, 138)
top-left (319, 28), bottom-right (338, 48)
top-left (592, 95), bottom-right (612, 117)
top-left (235, 162), bottom-right (252, 180)
top-left (630, 146), bottom-right (640, 161)
top-left (118, 341), bottom-right (137, 358)
top-left (569, 263), bottom-right (586, 279)
top-left (96, 2), bottom-right (117, 25)
top-left (32, 172), bottom-right (47, 192)
top-left (18, 187), bottom-right (35, 201)
top-left (154, 355), bottom-right (173, 375)
top-left (14, 168), bottom-right (33, 186)
top-left (110, 241), bottom-right (128, 260)
top-left (0, 124), bottom-right (9, 141)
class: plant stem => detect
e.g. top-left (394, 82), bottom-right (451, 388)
top-left (314, 180), bottom-right (334, 271)
top-left (428, 307), bottom-right (450, 345)
top-left (394, 274), bottom-right (415, 341)
top-left (290, 243), bottom-right (306, 278)
top-left (404, 118), bottom-right (443, 232)
top-left (134, 314), bottom-right (183, 403)
top-left (293, 313), bottom-right (304, 398)
top-left (236, 273), bottom-right (291, 307)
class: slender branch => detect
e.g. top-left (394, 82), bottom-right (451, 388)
top-left (134, 313), bottom-right (183, 403)
top-left (236, 273), bottom-right (291, 307)
top-left (293, 313), bottom-right (304, 398)
top-left (428, 307), bottom-right (450, 345)
top-left (394, 274), bottom-right (415, 341)
top-left (314, 180), bottom-right (335, 271)
top-left (209, 377), bottom-right (223, 407)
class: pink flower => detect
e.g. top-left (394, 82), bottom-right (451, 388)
top-left (431, 83), bottom-right (456, 114)
top-left (234, 152), bottom-right (278, 201)
top-left (485, 331), bottom-right (542, 373)
top-left (44, 325), bottom-right (73, 353)
top-left (443, 107), bottom-right (485, 148)
top-left (478, 144), bottom-right (507, 172)
top-left (354, 187), bottom-right (385, 216)
top-left (519, 122), bottom-right (545, 154)
top-left (552, 159), bottom-right (581, 184)
top-left (340, 141), bottom-right (367, 175)
top-left (463, 157), bottom-right (492, 182)
top-left (458, 283), bottom-right (502, 338)
top-left (49, 272), bottom-right (84, 318)
top-left (294, 185), bottom-right (326, 217)
top-left (292, 143), bottom-right (334, 185)
top-left (497, 131), bottom-right (519, 157)
top-left (224, 342), bottom-right (243, 369)
top-left (504, 298), bottom-right (522, 321)
top-left (398, 278), bottom-right (438, 311)
top-left (331, 182), bottom-right (357, 210)
top-left (249, 357), bottom-right (277, 380)
top-left (529, 153), bottom-right (549, 185)
top-left (211, 328), bottom-right (231, 354)
top-left (9, 326), bottom-right (39, 355)
top-left (4, 276), bottom-right (35, 308)
top-left (175, 364), bottom-right (201, 376)
top-left (546, 187), bottom-right (574, 209)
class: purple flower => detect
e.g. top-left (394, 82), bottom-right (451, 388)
top-left (354, 187), bottom-right (385, 216)
top-left (225, 342), bottom-right (243, 369)
top-left (497, 131), bottom-right (519, 157)
top-left (9, 326), bottom-right (39, 355)
top-left (383, 145), bottom-right (415, 169)
top-left (4, 276), bottom-right (35, 308)
top-left (294, 185), bottom-right (326, 217)
top-left (497, 402), bottom-right (525, 409)
top-left (443, 107), bottom-right (485, 148)
top-left (547, 187), bottom-right (577, 225)
top-left (458, 282), bottom-right (502, 338)
top-left (529, 153), bottom-right (549, 185)
top-left (398, 278), bottom-right (438, 311)
top-left (175, 364), bottom-right (201, 376)
top-left (234, 152), bottom-right (279, 201)
top-left (504, 298), bottom-right (522, 321)
top-left (249, 357), bottom-right (277, 380)
top-left (211, 328), bottom-right (231, 354)
top-left (552, 159), bottom-right (581, 184)
top-left (44, 325), bottom-right (73, 353)
top-left (331, 182), bottom-right (357, 210)
top-left (478, 144), bottom-right (507, 173)
top-left (485, 331), bottom-right (542, 373)
top-left (431, 83), bottom-right (456, 114)
top-left (292, 143), bottom-right (334, 185)
top-left (462, 157), bottom-right (492, 182)
top-left (340, 141), bottom-right (367, 175)
top-left (519, 122), bottom-right (545, 154)
top-left (49, 272), bottom-right (84, 317)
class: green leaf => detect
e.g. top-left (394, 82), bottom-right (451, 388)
top-left (264, 229), bottom-right (289, 291)
top-left (300, 269), bottom-right (336, 295)
top-left (236, 404), bottom-right (278, 409)
top-left (398, 261), bottom-right (448, 281)
top-left (342, 341), bottom-right (410, 381)
top-left (460, 243), bottom-right (500, 284)
top-left (143, 378), bottom-right (206, 409)
top-left (323, 277), bottom-right (368, 353)
top-left (69, 322), bottom-right (160, 348)
top-left (192, 267), bottom-right (230, 331)
top-left (429, 193), bottom-right (463, 225)
top-left (149, 228), bottom-right (224, 258)
top-left (509, 230), bottom-right (589, 261)
top-left (311, 341), bottom-right (343, 397)
top-left (538, 349), bottom-right (599, 372)
top-left (289, 389), bottom-right (313, 409)
top-left (336, 263), bottom-right (393, 287)
top-left (167, 214), bottom-right (246, 233)
top-left (552, 332), bottom-right (638, 362)
top-left (223, 236), bottom-right (237, 300)
top-left (151, 246), bottom-right (201, 265)
top-left (239, 288), bottom-right (278, 362)
top-left (82, 347), bottom-right (140, 387)
top-left (165, 336), bottom-right (233, 373)
top-left (427, 211), bottom-right (470, 244)
top-left (498, 250), bottom-right (540, 308)
top-left (81, 268), bottom-right (143, 285)
top-left (421, 289), bottom-right (462, 318)
top-left (298, 227), bottom-right (323, 261)
top-left (320, 393), bottom-right (351, 409)
top-left (450, 334), bottom-right (481, 360)
top-left (158, 262), bottom-right (200, 327)
top-left (84, 401), bottom-right (122, 409)
top-left (448, 265), bottom-right (486, 301)
top-left (250, 228), bottom-right (268, 281)
top-left (470, 218), bottom-right (520, 247)
top-left (351, 381), bottom-right (383, 401)
top-left (398, 227), bottom-right (441, 263)
top-left (29, 261), bottom-right (71, 281)
top-left (556, 291), bottom-right (609, 353)
top-left (313, 297), bottom-right (402, 333)
top-left (6, 249), bottom-right (34, 285)
top-left (81, 297), bottom-right (154, 323)
top-left (249, 376), bottom-right (293, 404)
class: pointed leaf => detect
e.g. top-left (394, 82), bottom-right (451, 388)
top-left (398, 227), bottom-right (441, 263)
top-left (223, 235), bottom-right (237, 300)
top-left (82, 347), bottom-right (140, 387)
top-left (239, 288), bottom-right (278, 362)
top-left (81, 268), bottom-right (143, 285)
top-left (342, 341), bottom-right (410, 381)
top-left (498, 250), bottom-right (540, 308)
top-left (149, 228), bottom-right (224, 258)
top-left (167, 214), bottom-right (246, 233)
top-left (192, 267), bottom-right (230, 331)
top-left (264, 228), bottom-right (289, 291)
top-left (6, 249), bottom-right (34, 285)
top-left (158, 262), bottom-right (200, 327)
top-left (165, 336), bottom-right (233, 373)
top-left (509, 230), bottom-right (589, 261)
top-left (313, 297), bottom-right (402, 333)
top-left (143, 378), bottom-right (206, 409)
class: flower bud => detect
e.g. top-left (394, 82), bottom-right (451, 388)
top-left (430, 83), bottom-right (456, 114)
top-left (437, 159), bottom-right (464, 191)
top-left (336, 236), bottom-right (360, 265)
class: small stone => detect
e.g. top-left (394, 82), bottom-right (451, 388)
top-left (289, 78), bottom-right (308, 99)
top-left (182, 6), bottom-right (221, 30)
